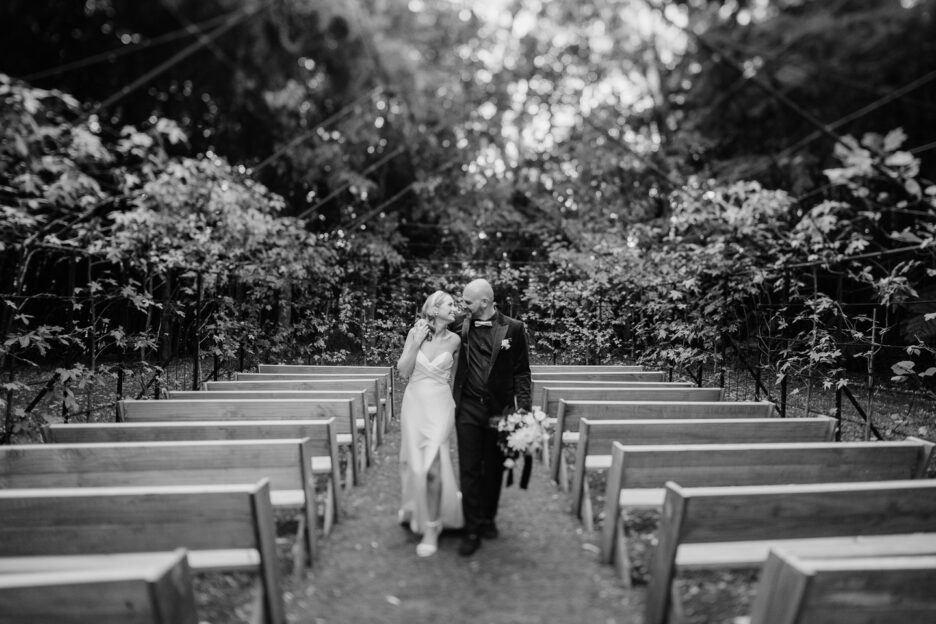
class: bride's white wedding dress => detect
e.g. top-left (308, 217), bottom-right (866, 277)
top-left (399, 349), bottom-right (464, 534)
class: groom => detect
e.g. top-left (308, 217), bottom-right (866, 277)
top-left (452, 278), bottom-right (532, 556)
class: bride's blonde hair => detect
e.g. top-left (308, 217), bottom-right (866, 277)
top-left (420, 290), bottom-right (451, 321)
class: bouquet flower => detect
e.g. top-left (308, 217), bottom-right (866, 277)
top-left (495, 405), bottom-right (550, 489)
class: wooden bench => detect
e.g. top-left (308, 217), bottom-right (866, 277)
top-left (570, 416), bottom-right (838, 526)
top-left (645, 479), bottom-right (936, 624)
top-left (199, 384), bottom-right (376, 463)
top-left (533, 371), bottom-right (666, 382)
top-left (533, 381), bottom-right (693, 410)
top-left (0, 481), bottom-right (285, 624)
top-left (42, 419), bottom-right (342, 530)
top-left (750, 549), bottom-right (936, 624)
top-left (550, 398), bottom-right (769, 483)
top-left (258, 364), bottom-right (395, 430)
top-left (0, 548), bottom-right (198, 624)
top-left (545, 387), bottom-right (724, 418)
top-left (119, 397), bottom-right (364, 486)
top-left (0, 438), bottom-right (321, 573)
top-left (169, 388), bottom-right (371, 469)
top-left (199, 384), bottom-right (375, 469)
top-left (531, 365), bottom-right (644, 372)
top-left (542, 385), bottom-right (719, 420)
top-left (599, 438), bottom-right (935, 584)
top-left (233, 373), bottom-right (388, 445)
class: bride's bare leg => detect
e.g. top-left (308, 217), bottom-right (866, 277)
top-left (426, 452), bottom-right (442, 521)
top-left (417, 452), bottom-right (443, 557)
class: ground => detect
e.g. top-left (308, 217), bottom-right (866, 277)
top-left (284, 421), bottom-right (644, 624)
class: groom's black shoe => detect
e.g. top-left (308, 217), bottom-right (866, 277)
top-left (481, 523), bottom-right (499, 539)
top-left (458, 534), bottom-right (482, 556)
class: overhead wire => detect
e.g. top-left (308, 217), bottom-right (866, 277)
top-left (78, 3), bottom-right (265, 123)
top-left (252, 86), bottom-right (384, 174)
top-left (19, 11), bottom-right (236, 82)
top-left (297, 146), bottom-right (406, 221)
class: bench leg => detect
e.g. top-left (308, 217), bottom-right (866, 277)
top-left (248, 579), bottom-right (265, 624)
top-left (669, 582), bottom-right (686, 624)
top-left (615, 513), bottom-right (634, 588)
top-left (344, 455), bottom-right (354, 491)
top-left (322, 479), bottom-right (335, 535)
top-left (291, 513), bottom-right (308, 580)
top-left (581, 479), bottom-right (594, 532)
top-left (558, 456), bottom-right (570, 493)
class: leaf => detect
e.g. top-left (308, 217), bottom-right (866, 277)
top-left (891, 360), bottom-right (915, 375)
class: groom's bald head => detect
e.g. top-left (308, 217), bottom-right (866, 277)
top-left (464, 279), bottom-right (493, 301)
top-left (462, 279), bottom-right (495, 319)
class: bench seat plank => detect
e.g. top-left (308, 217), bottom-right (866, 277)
top-left (0, 549), bottom-right (198, 624)
top-left (676, 533), bottom-right (936, 570)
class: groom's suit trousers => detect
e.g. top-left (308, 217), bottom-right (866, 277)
top-left (456, 394), bottom-right (504, 535)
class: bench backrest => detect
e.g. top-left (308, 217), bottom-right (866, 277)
top-left (0, 439), bottom-right (313, 495)
top-left (614, 439), bottom-right (935, 490)
top-left (577, 417), bottom-right (836, 459)
top-left (647, 479), bottom-right (936, 624)
top-left (259, 364), bottom-right (391, 375)
top-left (44, 418), bottom-right (336, 453)
top-left (0, 480), bottom-right (284, 624)
top-left (550, 400), bottom-right (772, 481)
top-left (119, 398), bottom-right (353, 429)
top-left (0, 548), bottom-right (198, 624)
top-left (533, 371), bottom-right (666, 383)
top-left (544, 387), bottom-right (723, 418)
top-left (233, 373), bottom-right (381, 404)
top-left (203, 379), bottom-right (376, 401)
top-left (534, 381), bottom-right (693, 408)
top-left (167, 390), bottom-right (369, 423)
top-left (570, 417), bottom-right (836, 517)
top-left (750, 549), bottom-right (936, 624)
top-left (254, 365), bottom-right (394, 419)
top-left (531, 365), bottom-right (644, 372)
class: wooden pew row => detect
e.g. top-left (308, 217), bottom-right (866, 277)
top-left (551, 399), bottom-right (773, 484)
top-left (167, 390), bottom-right (373, 466)
top-left (533, 381), bottom-right (694, 411)
top-left (531, 371), bottom-right (667, 385)
top-left (0, 548), bottom-right (198, 624)
top-left (750, 549), bottom-right (936, 624)
top-left (543, 386), bottom-right (723, 420)
top-left (196, 385), bottom-right (373, 472)
top-left (0, 438), bottom-right (321, 574)
top-left (233, 373), bottom-right (387, 445)
top-left (599, 438), bottom-right (935, 584)
top-left (42, 419), bottom-right (342, 528)
top-left (119, 398), bottom-right (364, 486)
top-left (169, 389), bottom-right (370, 471)
top-left (0, 481), bottom-right (286, 624)
top-left (257, 364), bottom-right (395, 431)
top-left (531, 365), bottom-right (644, 372)
top-left (644, 479), bottom-right (936, 624)
top-left (570, 416), bottom-right (838, 528)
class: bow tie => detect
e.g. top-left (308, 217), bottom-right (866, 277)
top-left (473, 320), bottom-right (493, 327)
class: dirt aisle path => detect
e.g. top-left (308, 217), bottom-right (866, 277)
top-left (286, 419), bottom-right (644, 624)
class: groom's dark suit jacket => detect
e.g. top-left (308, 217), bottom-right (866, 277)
top-left (451, 310), bottom-right (532, 416)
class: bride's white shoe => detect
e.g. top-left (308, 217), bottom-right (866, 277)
top-left (416, 520), bottom-right (441, 557)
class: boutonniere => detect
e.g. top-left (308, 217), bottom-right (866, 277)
top-left (501, 338), bottom-right (511, 350)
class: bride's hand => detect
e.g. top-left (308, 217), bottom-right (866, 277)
top-left (412, 319), bottom-right (431, 342)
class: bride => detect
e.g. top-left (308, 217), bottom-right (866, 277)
top-left (396, 290), bottom-right (464, 557)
